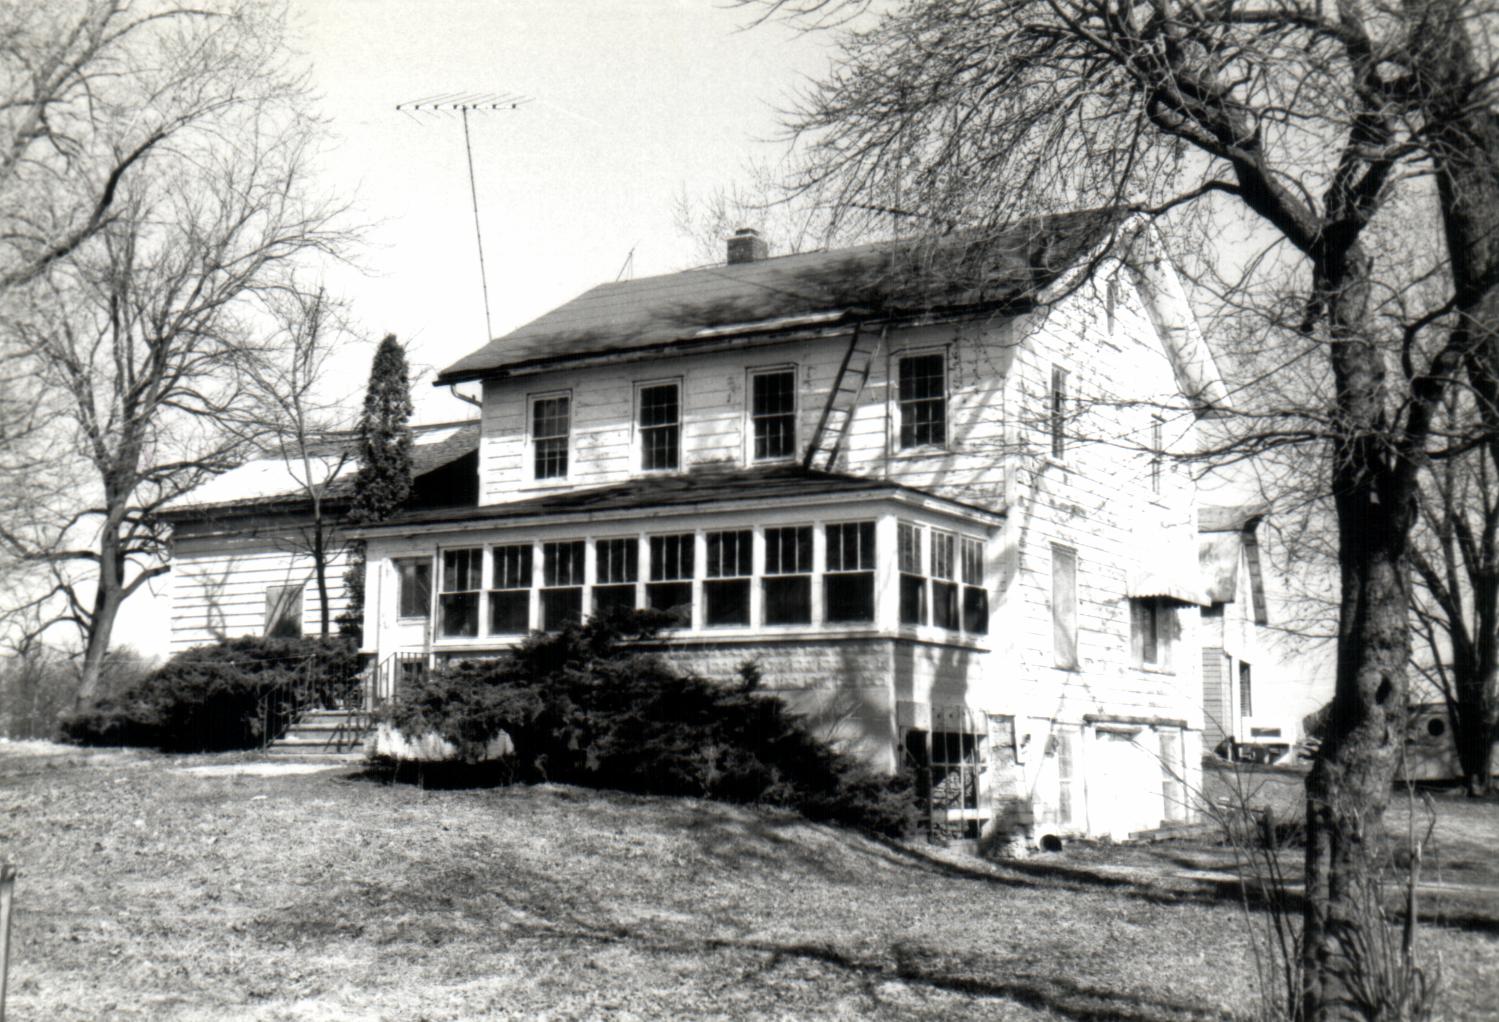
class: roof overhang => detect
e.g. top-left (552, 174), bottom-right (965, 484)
top-left (352, 482), bottom-right (1004, 540)
top-left (433, 303), bottom-right (1027, 386)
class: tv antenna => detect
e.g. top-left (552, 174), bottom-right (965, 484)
top-left (395, 91), bottom-right (533, 342)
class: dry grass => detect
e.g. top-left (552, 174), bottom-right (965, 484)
top-left (2, 747), bottom-right (1497, 1021)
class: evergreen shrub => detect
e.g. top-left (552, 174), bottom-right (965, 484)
top-left (386, 610), bottom-right (915, 836)
top-left (61, 636), bottom-right (361, 751)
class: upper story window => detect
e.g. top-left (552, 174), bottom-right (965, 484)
top-left (638, 381), bottom-right (681, 471)
top-left (1050, 366), bottom-right (1068, 459)
top-left (593, 537), bottom-right (639, 617)
top-left (705, 529), bottom-right (753, 627)
top-left (489, 544), bottom-right (532, 635)
top-left (647, 533), bottom-right (694, 623)
top-left (395, 558), bottom-right (432, 620)
top-left (1131, 597), bottom-right (1175, 669)
top-left (1051, 544), bottom-right (1078, 669)
top-left (750, 368), bottom-right (796, 461)
top-left (763, 525), bottom-right (812, 625)
top-left (531, 393), bottom-right (570, 480)
top-left (898, 352), bottom-right (946, 449)
top-left (439, 548), bottom-right (482, 638)
top-left (824, 521), bottom-right (876, 622)
top-left (540, 540), bottom-right (585, 631)
top-left (1150, 416), bottom-right (1164, 494)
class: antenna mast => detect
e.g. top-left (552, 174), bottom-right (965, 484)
top-left (395, 91), bottom-right (533, 342)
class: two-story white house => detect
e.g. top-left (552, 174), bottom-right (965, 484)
top-left (331, 211), bottom-right (1226, 844)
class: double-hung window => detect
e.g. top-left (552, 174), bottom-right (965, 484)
top-left (898, 352), bottom-right (946, 449)
top-left (824, 522), bottom-right (875, 623)
top-left (1050, 366), bottom-right (1068, 459)
top-left (1052, 544), bottom-right (1078, 668)
top-left (1131, 597), bottom-right (1174, 669)
top-left (593, 538), bottom-right (638, 616)
top-left (961, 537), bottom-right (988, 634)
top-left (540, 541), bottom-right (585, 630)
top-left (531, 394), bottom-right (570, 480)
top-left (647, 533), bottom-right (694, 623)
top-left (638, 382), bottom-right (681, 471)
top-left (439, 548), bottom-right (482, 637)
top-left (930, 531), bottom-right (959, 630)
top-left (763, 525), bottom-right (812, 625)
top-left (264, 584), bottom-right (303, 639)
top-left (395, 558), bottom-right (432, 620)
top-left (705, 529), bottom-right (752, 626)
top-left (750, 369), bottom-right (796, 461)
top-left (489, 545), bottom-right (532, 634)
top-left (898, 522), bottom-right (927, 626)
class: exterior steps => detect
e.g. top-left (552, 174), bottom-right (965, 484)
top-left (265, 708), bottom-right (370, 760)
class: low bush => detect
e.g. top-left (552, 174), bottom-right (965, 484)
top-left (60, 636), bottom-right (361, 752)
top-left (387, 610), bottom-right (915, 835)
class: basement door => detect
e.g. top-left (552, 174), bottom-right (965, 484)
top-left (1088, 728), bottom-right (1163, 840)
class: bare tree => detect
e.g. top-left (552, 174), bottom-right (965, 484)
top-left (240, 287), bottom-right (358, 638)
top-left (1410, 393), bottom-right (1499, 795)
top-left (0, 2), bottom-right (351, 703)
top-left (749, 0), bottom-right (1499, 1016)
top-left (0, 1), bottom-right (290, 292)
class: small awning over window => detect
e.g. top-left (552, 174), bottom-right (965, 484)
top-left (1127, 522), bottom-right (1210, 606)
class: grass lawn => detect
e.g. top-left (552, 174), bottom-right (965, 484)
top-left (3, 744), bottom-right (1498, 1021)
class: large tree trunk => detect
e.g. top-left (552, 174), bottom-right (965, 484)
top-left (1300, 238), bottom-right (1416, 1020)
top-left (76, 526), bottom-right (126, 706)
top-left (1451, 661), bottom-right (1497, 797)
top-left (1302, 519), bottom-right (1411, 1020)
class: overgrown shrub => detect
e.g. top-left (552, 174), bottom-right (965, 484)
top-left (387, 610), bottom-right (915, 835)
top-left (60, 636), bottom-right (361, 752)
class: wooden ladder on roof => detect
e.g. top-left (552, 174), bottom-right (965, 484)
top-left (804, 323), bottom-right (887, 473)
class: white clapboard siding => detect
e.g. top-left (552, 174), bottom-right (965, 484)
top-left (170, 526), bottom-right (353, 651)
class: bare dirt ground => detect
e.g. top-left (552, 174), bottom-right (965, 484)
top-left (3, 747), bottom-right (1496, 1021)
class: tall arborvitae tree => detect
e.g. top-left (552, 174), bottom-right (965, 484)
top-left (339, 335), bottom-right (414, 645)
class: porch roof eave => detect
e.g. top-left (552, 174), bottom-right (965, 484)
top-left (350, 485), bottom-right (1005, 542)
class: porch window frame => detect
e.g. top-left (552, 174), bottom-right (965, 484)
top-left (592, 535), bottom-right (640, 617)
top-left (540, 539), bottom-right (586, 631)
top-left (704, 528), bottom-right (753, 627)
top-left (823, 520), bottom-right (877, 623)
top-left (438, 546), bottom-right (484, 638)
top-left (487, 543), bottom-right (534, 635)
top-left (264, 583), bottom-right (304, 639)
top-left (762, 524), bottom-right (813, 626)
top-left (646, 531), bottom-right (695, 625)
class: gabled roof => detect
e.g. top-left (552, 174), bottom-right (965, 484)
top-left (356, 464), bottom-right (1005, 532)
top-left (436, 209), bottom-right (1126, 383)
top-left (159, 421), bottom-right (480, 519)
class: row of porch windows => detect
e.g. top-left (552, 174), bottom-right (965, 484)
top-left (394, 522), bottom-right (988, 639)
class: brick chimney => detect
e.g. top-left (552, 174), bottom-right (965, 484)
top-left (726, 227), bottom-right (769, 264)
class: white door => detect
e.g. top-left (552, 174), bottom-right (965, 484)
top-left (1090, 729), bottom-right (1161, 839)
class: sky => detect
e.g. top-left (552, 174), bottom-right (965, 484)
top-left (116, 0), bottom-right (837, 655)
top-left (290, 0), bottom-right (835, 422)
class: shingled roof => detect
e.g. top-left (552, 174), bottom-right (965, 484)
top-left (160, 421), bottom-right (480, 519)
top-left (436, 209), bottom-right (1125, 384)
top-left (358, 463), bottom-right (1005, 531)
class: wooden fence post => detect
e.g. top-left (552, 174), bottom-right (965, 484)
top-left (0, 863), bottom-right (16, 1022)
